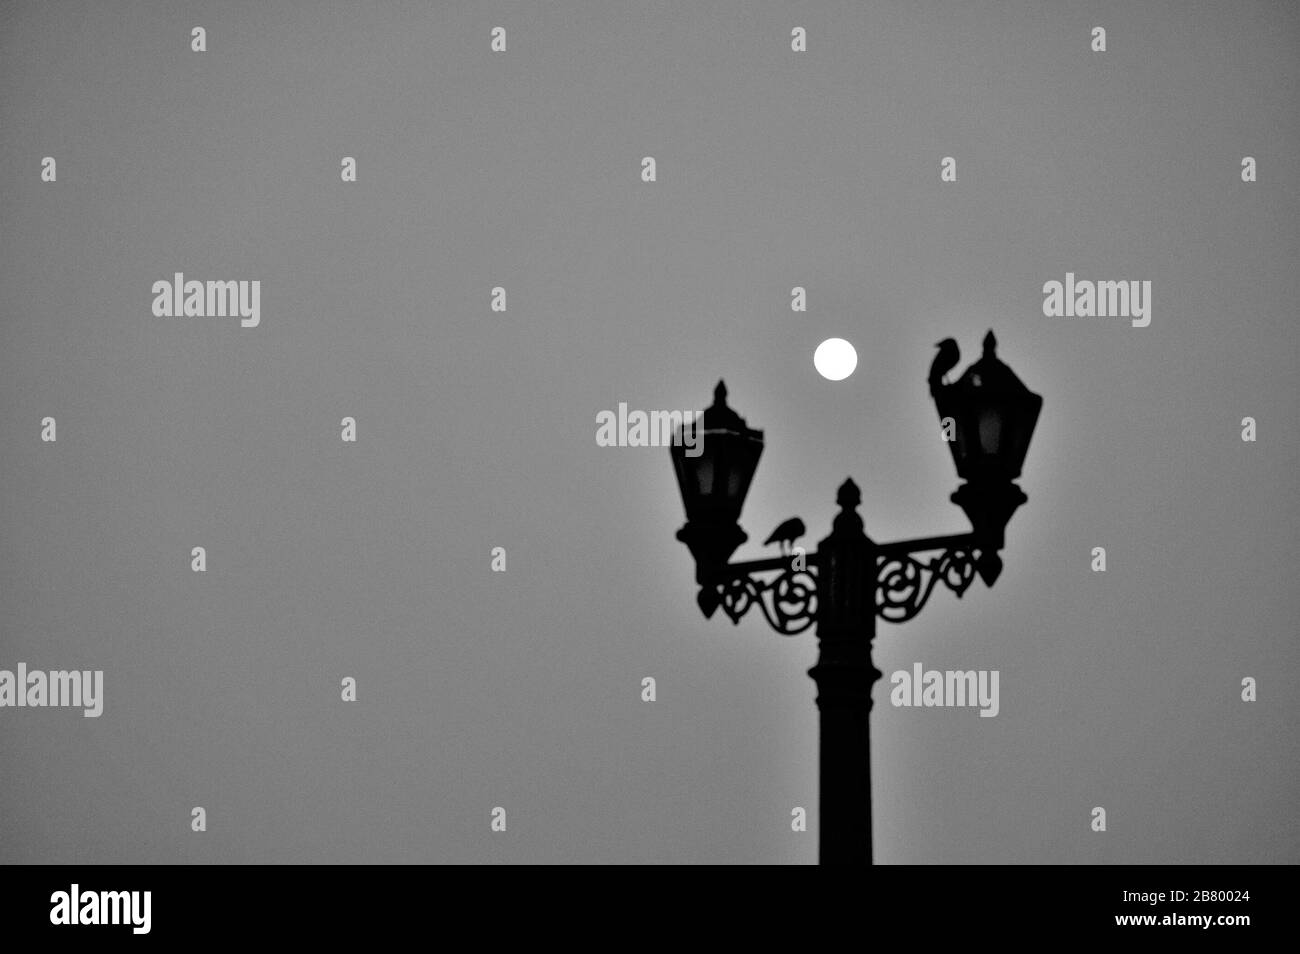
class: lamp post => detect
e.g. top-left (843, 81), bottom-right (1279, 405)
top-left (669, 330), bottom-right (1041, 865)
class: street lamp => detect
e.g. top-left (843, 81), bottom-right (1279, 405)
top-left (668, 330), bottom-right (1042, 865)
top-left (670, 380), bottom-right (764, 618)
top-left (937, 330), bottom-right (1042, 584)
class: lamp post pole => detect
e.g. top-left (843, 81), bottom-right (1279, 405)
top-left (807, 478), bottom-right (879, 864)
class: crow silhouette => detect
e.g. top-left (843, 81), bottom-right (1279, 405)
top-left (764, 517), bottom-right (806, 555)
top-left (929, 338), bottom-right (960, 398)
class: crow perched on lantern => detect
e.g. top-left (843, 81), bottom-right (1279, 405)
top-left (928, 338), bottom-right (961, 398)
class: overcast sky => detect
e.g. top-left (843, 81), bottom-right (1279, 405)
top-left (1, 0), bottom-right (1296, 863)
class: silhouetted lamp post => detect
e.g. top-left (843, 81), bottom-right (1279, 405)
top-left (669, 330), bottom-right (1041, 865)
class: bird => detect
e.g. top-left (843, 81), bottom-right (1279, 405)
top-left (928, 338), bottom-right (960, 398)
top-left (764, 517), bottom-right (806, 555)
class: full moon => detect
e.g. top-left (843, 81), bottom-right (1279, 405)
top-left (813, 338), bottom-right (858, 381)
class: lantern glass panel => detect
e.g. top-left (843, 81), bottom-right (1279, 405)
top-left (978, 408), bottom-right (1002, 456)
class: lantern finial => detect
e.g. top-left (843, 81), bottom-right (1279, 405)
top-left (983, 330), bottom-right (997, 356)
top-left (714, 380), bottom-right (728, 406)
top-left (836, 478), bottom-right (861, 511)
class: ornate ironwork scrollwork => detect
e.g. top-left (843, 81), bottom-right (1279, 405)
top-left (875, 548), bottom-right (978, 624)
top-left (716, 566), bottom-right (818, 635)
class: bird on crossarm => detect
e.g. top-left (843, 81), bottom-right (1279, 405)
top-left (764, 517), bottom-right (806, 556)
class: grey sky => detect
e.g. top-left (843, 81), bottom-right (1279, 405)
top-left (1, 0), bottom-right (1296, 863)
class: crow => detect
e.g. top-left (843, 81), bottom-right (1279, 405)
top-left (929, 338), bottom-right (960, 398)
top-left (763, 517), bottom-right (806, 555)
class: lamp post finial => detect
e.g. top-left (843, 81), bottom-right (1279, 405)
top-left (836, 478), bottom-right (861, 511)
